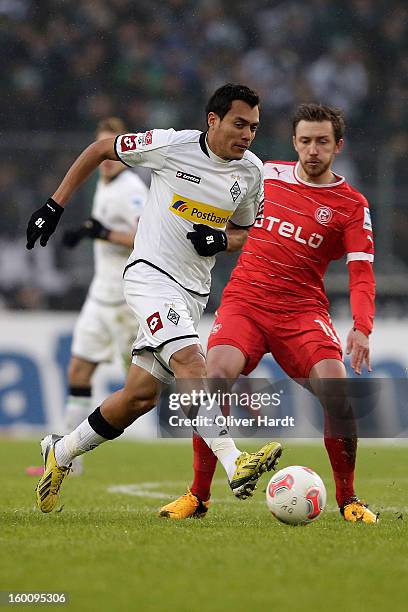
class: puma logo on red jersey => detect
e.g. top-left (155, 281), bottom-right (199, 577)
top-left (272, 167), bottom-right (285, 177)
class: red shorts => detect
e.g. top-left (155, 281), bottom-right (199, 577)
top-left (207, 297), bottom-right (343, 379)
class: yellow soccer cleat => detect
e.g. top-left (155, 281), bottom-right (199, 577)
top-left (341, 497), bottom-right (379, 524)
top-left (35, 434), bottom-right (71, 513)
top-left (159, 489), bottom-right (210, 519)
top-left (230, 441), bottom-right (282, 499)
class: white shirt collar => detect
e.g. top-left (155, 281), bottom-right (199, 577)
top-left (205, 134), bottom-right (230, 164)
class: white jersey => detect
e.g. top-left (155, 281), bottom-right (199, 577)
top-left (89, 169), bottom-right (148, 303)
top-left (115, 129), bottom-right (263, 296)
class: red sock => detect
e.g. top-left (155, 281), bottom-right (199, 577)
top-left (190, 432), bottom-right (217, 502)
top-left (324, 410), bottom-right (357, 507)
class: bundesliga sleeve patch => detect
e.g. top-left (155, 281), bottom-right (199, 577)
top-left (120, 131), bottom-right (153, 152)
top-left (363, 207), bottom-right (372, 231)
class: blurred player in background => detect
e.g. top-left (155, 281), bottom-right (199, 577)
top-left (26, 84), bottom-right (283, 513)
top-left (26, 117), bottom-right (148, 476)
top-left (161, 103), bottom-right (378, 524)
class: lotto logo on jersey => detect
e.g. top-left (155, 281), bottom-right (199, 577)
top-left (120, 135), bottom-right (138, 152)
top-left (169, 194), bottom-right (231, 228)
top-left (146, 312), bottom-right (163, 335)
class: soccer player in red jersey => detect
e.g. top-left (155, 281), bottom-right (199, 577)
top-left (160, 103), bottom-right (378, 523)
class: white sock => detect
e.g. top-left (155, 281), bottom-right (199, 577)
top-left (205, 441), bottom-right (241, 480)
top-left (64, 394), bottom-right (92, 432)
top-left (55, 419), bottom-right (107, 467)
top-left (192, 397), bottom-right (241, 480)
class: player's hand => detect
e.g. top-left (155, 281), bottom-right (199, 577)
top-left (186, 224), bottom-right (227, 256)
top-left (62, 218), bottom-right (110, 248)
top-left (82, 218), bottom-right (111, 240)
top-left (26, 198), bottom-right (64, 249)
top-left (346, 328), bottom-right (372, 375)
top-left (62, 228), bottom-right (86, 249)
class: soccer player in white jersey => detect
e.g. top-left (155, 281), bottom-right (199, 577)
top-left (27, 117), bottom-right (148, 477)
top-left (26, 84), bottom-right (282, 513)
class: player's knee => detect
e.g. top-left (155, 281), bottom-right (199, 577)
top-left (207, 363), bottom-right (235, 379)
top-left (310, 358), bottom-right (346, 379)
top-left (206, 345), bottom-right (246, 380)
top-left (170, 344), bottom-right (206, 378)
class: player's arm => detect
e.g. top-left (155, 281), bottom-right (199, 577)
top-left (62, 220), bottom-right (136, 249)
top-left (53, 138), bottom-right (117, 206)
top-left (26, 138), bottom-right (117, 249)
top-left (225, 222), bottom-right (249, 252)
top-left (106, 229), bottom-right (136, 248)
top-left (345, 260), bottom-right (375, 375)
top-left (27, 129), bottom-right (168, 250)
top-left (186, 222), bottom-right (249, 257)
top-left (344, 200), bottom-right (375, 375)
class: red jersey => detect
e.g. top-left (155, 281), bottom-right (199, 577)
top-left (228, 161), bottom-right (375, 335)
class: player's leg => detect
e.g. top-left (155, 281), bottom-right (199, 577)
top-left (112, 301), bottom-right (140, 371)
top-left (65, 357), bottom-right (97, 428)
top-left (64, 298), bottom-right (114, 473)
top-left (268, 310), bottom-right (377, 523)
top-left (190, 345), bottom-right (246, 503)
top-left (65, 297), bottom-right (112, 429)
top-left (160, 307), bottom-right (278, 518)
top-left (169, 343), bottom-right (271, 489)
top-left (26, 355), bottom-right (97, 477)
top-left (36, 363), bottom-right (160, 513)
top-left (63, 356), bottom-right (97, 475)
top-left (27, 299), bottom-right (106, 477)
top-left (49, 297), bottom-right (140, 470)
top-left (309, 359), bottom-right (377, 523)
top-left (149, 340), bottom-right (280, 499)
top-left (36, 266), bottom-right (170, 512)
top-left (309, 359), bottom-right (357, 506)
top-left (160, 344), bottom-right (247, 518)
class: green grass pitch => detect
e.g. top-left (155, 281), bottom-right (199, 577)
top-left (0, 439), bottom-right (407, 612)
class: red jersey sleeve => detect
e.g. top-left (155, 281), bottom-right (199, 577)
top-left (343, 196), bottom-right (375, 335)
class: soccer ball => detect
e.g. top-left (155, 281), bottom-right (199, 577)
top-left (266, 465), bottom-right (327, 526)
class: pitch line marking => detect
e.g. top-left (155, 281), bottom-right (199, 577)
top-left (107, 481), bottom-right (408, 512)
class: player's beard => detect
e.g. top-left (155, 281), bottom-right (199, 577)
top-left (301, 158), bottom-right (332, 179)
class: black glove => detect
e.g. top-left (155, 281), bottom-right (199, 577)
top-left (186, 224), bottom-right (228, 257)
top-left (62, 218), bottom-right (110, 249)
top-left (81, 217), bottom-right (111, 240)
top-left (26, 198), bottom-right (64, 249)
top-left (62, 227), bottom-right (87, 249)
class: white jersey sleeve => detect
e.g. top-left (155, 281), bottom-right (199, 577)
top-left (229, 155), bottom-right (264, 228)
top-left (115, 129), bottom-right (176, 170)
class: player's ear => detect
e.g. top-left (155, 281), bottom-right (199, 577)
top-left (292, 135), bottom-right (298, 153)
top-left (207, 112), bottom-right (218, 130)
top-left (335, 138), bottom-right (344, 154)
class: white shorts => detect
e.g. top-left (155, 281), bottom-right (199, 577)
top-left (71, 295), bottom-right (139, 367)
top-left (124, 262), bottom-right (207, 383)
